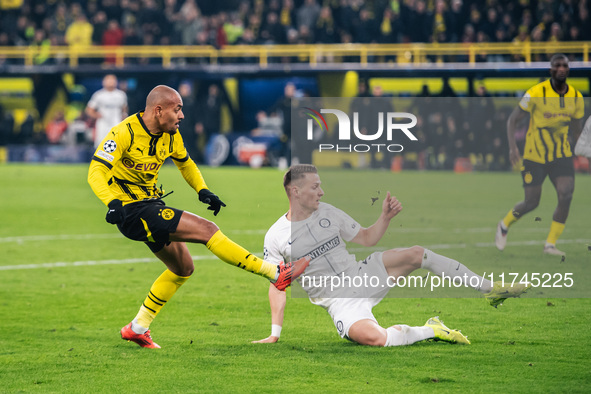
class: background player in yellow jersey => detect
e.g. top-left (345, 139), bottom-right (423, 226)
top-left (495, 54), bottom-right (585, 256)
top-left (88, 85), bottom-right (309, 348)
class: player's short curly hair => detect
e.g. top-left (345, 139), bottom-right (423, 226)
top-left (550, 53), bottom-right (568, 65)
top-left (283, 164), bottom-right (317, 192)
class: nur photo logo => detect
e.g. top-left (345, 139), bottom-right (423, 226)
top-left (303, 105), bottom-right (419, 153)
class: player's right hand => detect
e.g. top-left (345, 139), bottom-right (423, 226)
top-left (106, 199), bottom-right (125, 224)
top-left (509, 147), bottom-right (522, 166)
top-left (251, 336), bottom-right (279, 344)
top-left (383, 191), bottom-right (402, 220)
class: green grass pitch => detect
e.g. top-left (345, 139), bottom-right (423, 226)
top-left (1, 163), bottom-right (590, 392)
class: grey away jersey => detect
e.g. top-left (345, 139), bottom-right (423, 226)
top-left (264, 202), bottom-right (361, 298)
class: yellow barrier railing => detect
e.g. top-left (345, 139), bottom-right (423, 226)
top-left (0, 42), bottom-right (589, 68)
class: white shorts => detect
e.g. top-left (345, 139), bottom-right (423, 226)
top-left (311, 252), bottom-right (392, 339)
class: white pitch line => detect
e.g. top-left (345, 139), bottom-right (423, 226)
top-left (0, 229), bottom-right (267, 244)
top-left (1, 238), bottom-right (588, 272)
top-left (0, 255), bottom-right (219, 271)
top-left (0, 227), bottom-right (551, 244)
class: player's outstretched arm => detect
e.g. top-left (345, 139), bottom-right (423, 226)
top-left (351, 192), bottom-right (402, 247)
top-left (252, 283), bottom-right (286, 343)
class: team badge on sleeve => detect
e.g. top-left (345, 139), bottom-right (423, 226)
top-left (103, 140), bottom-right (117, 153)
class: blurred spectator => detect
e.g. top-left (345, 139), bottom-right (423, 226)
top-left (577, 3), bottom-right (590, 40)
top-left (334, 0), bottom-right (356, 40)
top-left (177, 81), bottom-right (202, 162)
top-left (547, 22), bottom-right (563, 43)
top-left (30, 29), bottom-right (51, 65)
top-left (102, 20), bottom-right (124, 65)
top-left (251, 111), bottom-right (282, 138)
top-left (14, 14), bottom-right (34, 46)
top-left (45, 111), bottom-right (68, 144)
top-left (123, 25), bottom-right (142, 46)
top-left (91, 11), bottom-right (108, 45)
top-left (279, 0), bottom-right (296, 30)
top-left (353, 7), bottom-right (376, 44)
top-left (196, 84), bottom-right (223, 145)
top-left (209, 14), bottom-right (228, 48)
top-left (102, 0), bottom-right (123, 22)
top-left (0, 105), bottom-right (14, 146)
top-left (260, 11), bottom-right (286, 44)
top-left (17, 113), bottom-right (36, 144)
top-left (48, 3), bottom-right (70, 45)
top-left (445, 0), bottom-right (466, 43)
top-left (245, 13), bottom-right (262, 40)
top-left (0, 0), bottom-right (588, 71)
top-left (480, 8), bottom-right (498, 40)
top-left (223, 13), bottom-right (245, 44)
top-left (85, 74), bottom-right (128, 148)
top-left (121, 0), bottom-right (141, 29)
top-left (0, 32), bottom-right (15, 66)
top-left (314, 6), bottom-right (337, 43)
top-left (65, 14), bottom-right (93, 48)
top-left (236, 28), bottom-right (258, 47)
top-left (406, 0), bottom-right (432, 43)
top-left (377, 6), bottom-right (401, 44)
top-left (432, 0), bottom-right (449, 43)
top-left (297, 0), bottom-right (320, 30)
top-left (177, 0), bottom-right (204, 46)
top-left (138, 0), bottom-right (163, 39)
top-left (268, 82), bottom-right (296, 163)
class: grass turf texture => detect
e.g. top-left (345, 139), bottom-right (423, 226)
top-left (1, 163), bottom-right (590, 392)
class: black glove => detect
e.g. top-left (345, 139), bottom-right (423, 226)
top-left (198, 189), bottom-right (226, 216)
top-left (106, 199), bottom-right (125, 224)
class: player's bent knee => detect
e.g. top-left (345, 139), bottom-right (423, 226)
top-left (201, 219), bottom-right (220, 237)
top-left (356, 330), bottom-right (386, 346)
top-left (349, 321), bottom-right (387, 346)
top-left (558, 190), bottom-right (573, 204)
top-left (181, 265), bottom-right (194, 277)
top-left (524, 199), bottom-right (540, 212)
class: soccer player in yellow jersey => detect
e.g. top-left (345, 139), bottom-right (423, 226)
top-left (88, 85), bottom-right (309, 348)
top-left (495, 54), bottom-right (585, 256)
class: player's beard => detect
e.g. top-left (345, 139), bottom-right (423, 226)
top-left (555, 72), bottom-right (568, 83)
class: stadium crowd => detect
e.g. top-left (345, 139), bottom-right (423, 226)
top-left (0, 0), bottom-right (590, 64)
top-left (0, 0), bottom-right (588, 171)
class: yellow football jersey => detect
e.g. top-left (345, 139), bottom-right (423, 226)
top-left (88, 112), bottom-right (207, 205)
top-left (519, 79), bottom-right (584, 163)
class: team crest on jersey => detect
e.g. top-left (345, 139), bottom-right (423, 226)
top-left (524, 172), bottom-right (533, 184)
top-left (103, 140), bottom-right (117, 153)
top-left (160, 208), bottom-right (175, 220)
top-left (319, 218), bottom-right (331, 228)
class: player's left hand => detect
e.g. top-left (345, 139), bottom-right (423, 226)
top-left (251, 336), bottom-right (279, 344)
top-left (382, 191), bottom-right (402, 220)
top-left (198, 189), bottom-right (226, 216)
top-left (106, 199), bottom-right (125, 224)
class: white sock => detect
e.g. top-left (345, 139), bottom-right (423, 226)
top-left (384, 325), bottom-right (434, 346)
top-left (421, 249), bottom-right (493, 293)
top-left (131, 318), bottom-right (148, 334)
